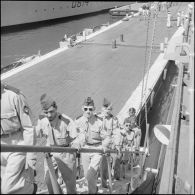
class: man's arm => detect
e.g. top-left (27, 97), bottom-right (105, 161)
top-left (14, 93), bottom-right (37, 168)
top-left (14, 93), bottom-right (36, 146)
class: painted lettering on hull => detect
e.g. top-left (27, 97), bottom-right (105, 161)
top-left (72, 1), bottom-right (89, 8)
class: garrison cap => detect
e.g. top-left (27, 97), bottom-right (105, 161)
top-left (40, 93), bottom-right (57, 110)
top-left (83, 97), bottom-right (94, 106)
top-left (129, 107), bottom-right (136, 113)
top-left (102, 98), bottom-right (112, 108)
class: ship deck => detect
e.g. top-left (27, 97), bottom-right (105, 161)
top-left (1, 2), bottom-right (189, 193)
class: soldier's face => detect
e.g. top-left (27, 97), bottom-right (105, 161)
top-left (129, 110), bottom-right (135, 117)
top-left (102, 107), bottom-right (112, 117)
top-left (124, 123), bottom-right (131, 131)
top-left (82, 106), bottom-right (94, 118)
top-left (43, 106), bottom-right (57, 121)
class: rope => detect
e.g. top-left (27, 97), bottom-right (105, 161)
top-left (138, 9), bottom-right (151, 127)
top-left (143, 7), bottom-right (158, 149)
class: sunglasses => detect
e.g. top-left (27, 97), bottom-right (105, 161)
top-left (125, 124), bottom-right (131, 127)
top-left (84, 107), bottom-right (93, 111)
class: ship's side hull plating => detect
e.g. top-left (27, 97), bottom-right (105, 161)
top-left (1, 1), bottom-right (131, 27)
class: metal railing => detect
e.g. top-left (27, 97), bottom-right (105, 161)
top-left (1, 144), bottom-right (149, 194)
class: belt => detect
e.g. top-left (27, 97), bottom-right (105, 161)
top-left (1, 131), bottom-right (20, 138)
top-left (86, 142), bottom-right (101, 146)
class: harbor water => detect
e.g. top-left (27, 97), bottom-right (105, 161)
top-left (1, 11), bottom-right (123, 68)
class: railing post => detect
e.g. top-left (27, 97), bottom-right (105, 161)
top-left (106, 154), bottom-right (113, 194)
top-left (44, 153), bottom-right (63, 194)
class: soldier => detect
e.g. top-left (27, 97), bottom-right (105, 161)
top-left (36, 93), bottom-right (76, 194)
top-left (72, 97), bottom-right (111, 194)
top-left (1, 83), bottom-right (37, 194)
top-left (180, 11), bottom-right (185, 27)
top-left (167, 10), bottom-right (171, 28)
top-left (177, 11), bottom-right (181, 27)
top-left (120, 117), bottom-right (136, 178)
top-left (97, 98), bottom-right (120, 186)
top-left (125, 116), bottom-right (142, 169)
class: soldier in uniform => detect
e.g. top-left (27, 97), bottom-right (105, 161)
top-left (123, 116), bottom-right (142, 170)
top-left (129, 116), bottom-right (141, 149)
top-left (36, 93), bottom-right (76, 194)
top-left (72, 97), bottom-right (111, 194)
top-left (97, 98), bottom-right (119, 187)
top-left (167, 10), bottom-right (172, 28)
top-left (177, 11), bottom-right (181, 27)
top-left (1, 83), bottom-right (37, 194)
top-left (120, 117), bottom-right (136, 178)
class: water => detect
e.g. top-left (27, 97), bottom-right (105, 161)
top-left (1, 11), bottom-right (123, 68)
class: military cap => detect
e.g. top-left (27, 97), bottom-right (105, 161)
top-left (102, 98), bottom-right (112, 109)
top-left (40, 93), bottom-right (57, 110)
top-left (129, 107), bottom-right (136, 113)
top-left (83, 97), bottom-right (94, 106)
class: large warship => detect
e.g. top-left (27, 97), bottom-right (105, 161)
top-left (1, 1), bottom-right (132, 27)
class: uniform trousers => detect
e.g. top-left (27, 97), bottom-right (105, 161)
top-left (100, 154), bottom-right (108, 187)
top-left (44, 152), bottom-right (76, 194)
top-left (81, 144), bottom-right (102, 194)
top-left (1, 131), bottom-right (35, 194)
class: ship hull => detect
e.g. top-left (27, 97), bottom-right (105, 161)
top-left (1, 1), bottom-right (132, 27)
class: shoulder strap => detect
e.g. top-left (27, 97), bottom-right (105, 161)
top-left (39, 114), bottom-right (45, 120)
top-left (59, 114), bottom-right (70, 126)
top-left (95, 114), bottom-right (103, 121)
top-left (2, 83), bottom-right (21, 94)
top-left (75, 114), bottom-right (82, 120)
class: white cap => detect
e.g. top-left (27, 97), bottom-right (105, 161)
top-left (188, 3), bottom-right (193, 9)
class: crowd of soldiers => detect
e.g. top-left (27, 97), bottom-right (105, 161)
top-left (1, 83), bottom-right (142, 194)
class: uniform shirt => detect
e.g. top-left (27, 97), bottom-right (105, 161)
top-left (36, 112), bottom-right (74, 146)
top-left (121, 129), bottom-right (135, 149)
top-left (73, 114), bottom-right (104, 146)
top-left (133, 127), bottom-right (142, 148)
top-left (97, 112), bottom-right (119, 137)
top-left (1, 87), bottom-right (35, 146)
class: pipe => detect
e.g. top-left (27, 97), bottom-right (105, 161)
top-left (1, 144), bottom-right (146, 154)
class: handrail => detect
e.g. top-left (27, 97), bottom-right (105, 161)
top-left (1, 144), bottom-right (147, 154)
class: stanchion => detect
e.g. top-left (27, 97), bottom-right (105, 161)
top-left (112, 40), bottom-right (117, 49)
top-left (44, 153), bottom-right (63, 194)
top-left (120, 34), bottom-right (124, 42)
top-left (106, 155), bottom-right (113, 194)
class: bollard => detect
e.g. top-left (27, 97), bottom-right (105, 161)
top-left (164, 37), bottom-right (168, 47)
top-left (112, 40), bottom-right (117, 48)
top-left (120, 34), bottom-right (124, 42)
top-left (160, 43), bottom-right (164, 52)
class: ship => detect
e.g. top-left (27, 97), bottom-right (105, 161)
top-left (1, 1), bottom-right (133, 28)
top-left (1, 1), bottom-right (194, 194)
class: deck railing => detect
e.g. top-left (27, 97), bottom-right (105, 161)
top-left (1, 144), bottom-right (148, 194)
